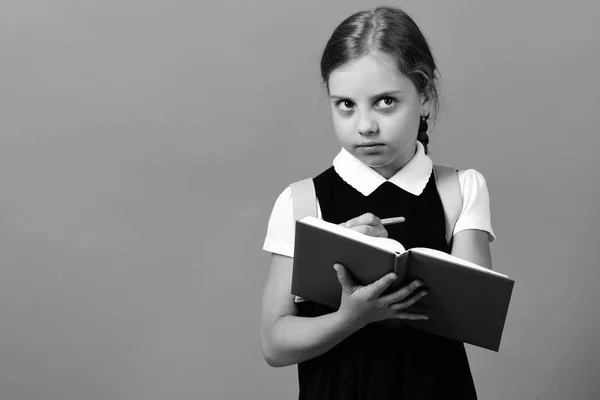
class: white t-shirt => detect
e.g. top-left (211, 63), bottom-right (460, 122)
top-left (263, 141), bottom-right (495, 258)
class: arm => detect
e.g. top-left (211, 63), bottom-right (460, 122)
top-left (450, 169), bottom-right (495, 269)
top-left (260, 188), bottom-right (363, 367)
top-left (260, 254), bottom-right (363, 368)
top-left (261, 246), bottom-right (427, 368)
top-left (450, 229), bottom-right (492, 269)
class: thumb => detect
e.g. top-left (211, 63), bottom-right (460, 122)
top-left (333, 263), bottom-right (356, 292)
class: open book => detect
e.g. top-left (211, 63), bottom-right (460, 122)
top-left (291, 216), bottom-right (514, 351)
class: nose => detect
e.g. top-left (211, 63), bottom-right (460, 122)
top-left (357, 111), bottom-right (378, 136)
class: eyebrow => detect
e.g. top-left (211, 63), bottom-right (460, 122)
top-left (329, 90), bottom-right (404, 100)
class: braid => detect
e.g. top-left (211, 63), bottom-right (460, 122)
top-left (417, 115), bottom-right (429, 154)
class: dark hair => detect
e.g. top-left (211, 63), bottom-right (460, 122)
top-left (320, 6), bottom-right (439, 153)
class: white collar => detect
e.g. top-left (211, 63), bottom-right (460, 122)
top-left (332, 141), bottom-right (433, 196)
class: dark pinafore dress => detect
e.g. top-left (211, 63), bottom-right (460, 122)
top-left (295, 167), bottom-right (478, 400)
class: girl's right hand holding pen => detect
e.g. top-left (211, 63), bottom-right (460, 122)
top-left (333, 264), bottom-right (429, 329)
top-left (341, 212), bottom-right (392, 237)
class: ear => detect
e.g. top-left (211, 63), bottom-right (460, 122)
top-left (412, 70), bottom-right (434, 117)
top-left (420, 92), bottom-right (431, 117)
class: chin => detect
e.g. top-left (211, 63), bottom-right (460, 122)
top-left (355, 154), bottom-right (394, 168)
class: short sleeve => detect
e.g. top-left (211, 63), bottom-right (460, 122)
top-left (262, 186), bottom-right (322, 257)
top-left (453, 169), bottom-right (496, 242)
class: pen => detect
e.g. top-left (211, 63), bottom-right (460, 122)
top-left (380, 216), bottom-right (406, 226)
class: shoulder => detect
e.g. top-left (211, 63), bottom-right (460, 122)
top-left (274, 185), bottom-right (293, 209)
top-left (434, 166), bottom-right (491, 206)
top-left (457, 168), bottom-right (489, 192)
top-left (262, 180), bottom-right (323, 257)
top-left (456, 169), bottom-right (492, 209)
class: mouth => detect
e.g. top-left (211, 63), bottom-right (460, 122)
top-left (356, 142), bottom-right (384, 147)
top-left (356, 142), bottom-right (385, 148)
top-left (355, 142), bottom-right (386, 154)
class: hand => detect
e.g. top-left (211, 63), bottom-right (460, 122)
top-left (341, 212), bottom-right (392, 238)
top-left (333, 263), bottom-right (429, 329)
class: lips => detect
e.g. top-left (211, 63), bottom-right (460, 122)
top-left (355, 142), bottom-right (385, 154)
top-left (356, 142), bottom-right (385, 148)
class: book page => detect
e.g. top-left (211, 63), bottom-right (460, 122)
top-left (300, 216), bottom-right (406, 254)
top-left (411, 247), bottom-right (508, 278)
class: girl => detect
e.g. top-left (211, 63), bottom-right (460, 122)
top-left (261, 6), bottom-right (495, 399)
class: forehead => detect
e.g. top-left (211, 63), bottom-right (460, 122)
top-left (328, 52), bottom-right (416, 96)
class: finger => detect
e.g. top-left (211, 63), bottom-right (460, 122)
top-left (393, 312), bottom-right (429, 321)
top-left (344, 213), bottom-right (380, 228)
top-left (366, 272), bottom-right (397, 297)
top-left (379, 225), bottom-right (388, 238)
top-left (350, 224), bottom-right (388, 238)
top-left (379, 280), bottom-right (424, 304)
top-left (369, 224), bottom-right (388, 238)
top-left (333, 263), bottom-right (356, 292)
top-left (350, 225), bottom-right (370, 235)
top-left (389, 290), bottom-right (428, 311)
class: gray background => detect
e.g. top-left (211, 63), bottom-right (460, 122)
top-left (1, 0), bottom-right (599, 399)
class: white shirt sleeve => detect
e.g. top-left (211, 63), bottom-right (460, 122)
top-left (454, 169), bottom-right (496, 242)
top-left (262, 186), bottom-right (322, 257)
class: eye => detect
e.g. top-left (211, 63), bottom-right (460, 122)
top-left (336, 100), bottom-right (355, 111)
top-left (376, 97), bottom-right (397, 109)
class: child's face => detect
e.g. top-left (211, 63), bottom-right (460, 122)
top-left (328, 52), bottom-right (426, 179)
